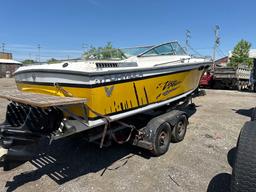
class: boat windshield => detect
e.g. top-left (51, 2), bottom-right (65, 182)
top-left (139, 42), bottom-right (187, 57)
top-left (120, 46), bottom-right (154, 58)
top-left (84, 42), bottom-right (186, 60)
top-left (84, 49), bottom-right (127, 60)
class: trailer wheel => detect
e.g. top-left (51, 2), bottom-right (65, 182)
top-left (230, 121), bottom-right (256, 192)
top-left (150, 122), bottom-right (171, 156)
top-left (171, 115), bottom-right (188, 143)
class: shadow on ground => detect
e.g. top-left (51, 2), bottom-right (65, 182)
top-left (207, 173), bottom-right (231, 192)
top-left (4, 137), bottom-right (151, 192)
top-left (207, 147), bottom-right (237, 192)
top-left (233, 108), bottom-right (254, 118)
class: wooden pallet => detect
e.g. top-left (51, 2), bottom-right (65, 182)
top-left (0, 90), bottom-right (87, 108)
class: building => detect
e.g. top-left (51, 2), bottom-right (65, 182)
top-left (0, 52), bottom-right (12, 60)
top-left (215, 56), bottom-right (229, 66)
top-left (0, 52), bottom-right (21, 78)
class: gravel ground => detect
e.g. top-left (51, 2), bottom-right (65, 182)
top-left (0, 78), bottom-right (255, 192)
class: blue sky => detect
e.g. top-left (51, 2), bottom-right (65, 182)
top-left (0, 0), bottom-right (255, 61)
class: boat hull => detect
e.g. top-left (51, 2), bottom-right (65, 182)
top-left (15, 65), bottom-right (206, 119)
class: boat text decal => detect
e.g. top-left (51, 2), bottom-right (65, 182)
top-left (95, 72), bottom-right (143, 84)
top-left (156, 80), bottom-right (182, 99)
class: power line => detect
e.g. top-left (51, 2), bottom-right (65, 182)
top-left (216, 49), bottom-right (223, 58)
top-left (218, 47), bottom-right (226, 57)
top-left (187, 44), bottom-right (202, 56)
top-left (184, 29), bottom-right (202, 56)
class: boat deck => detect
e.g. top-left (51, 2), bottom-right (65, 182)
top-left (0, 90), bottom-right (87, 108)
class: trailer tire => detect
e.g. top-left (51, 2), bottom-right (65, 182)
top-left (230, 121), bottom-right (256, 192)
top-left (150, 122), bottom-right (171, 156)
top-left (171, 115), bottom-right (188, 143)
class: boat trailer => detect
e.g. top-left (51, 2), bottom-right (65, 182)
top-left (0, 89), bottom-right (200, 170)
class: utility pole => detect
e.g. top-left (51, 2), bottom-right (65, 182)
top-left (185, 30), bottom-right (191, 52)
top-left (2, 43), bottom-right (5, 53)
top-left (38, 44), bottom-right (41, 63)
top-left (212, 25), bottom-right (220, 70)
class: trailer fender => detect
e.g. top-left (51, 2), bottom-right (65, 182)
top-left (144, 110), bottom-right (188, 140)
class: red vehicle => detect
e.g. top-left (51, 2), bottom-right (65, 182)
top-left (200, 59), bottom-right (256, 90)
top-left (199, 71), bottom-right (213, 88)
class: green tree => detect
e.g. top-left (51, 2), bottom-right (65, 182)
top-left (229, 40), bottom-right (253, 68)
top-left (47, 58), bottom-right (59, 64)
top-left (22, 59), bottom-right (35, 65)
top-left (83, 42), bottom-right (126, 60)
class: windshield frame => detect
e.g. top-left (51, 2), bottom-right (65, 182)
top-left (120, 45), bottom-right (154, 58)
top-left (84, 41), bottom-right (187, 60)
top-left (138, 41), bottom-right (187, 57)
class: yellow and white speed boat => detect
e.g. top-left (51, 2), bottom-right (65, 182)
top-left (15, 41), bottom-right (211, 124)
top-left (0, 41), bottom-right (211, 164)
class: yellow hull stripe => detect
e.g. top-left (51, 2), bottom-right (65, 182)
top-left (16, 69), bottom-right (203, 118)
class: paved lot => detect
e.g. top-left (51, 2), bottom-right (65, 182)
top-left (0, 78), bottom-right (255, 192)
